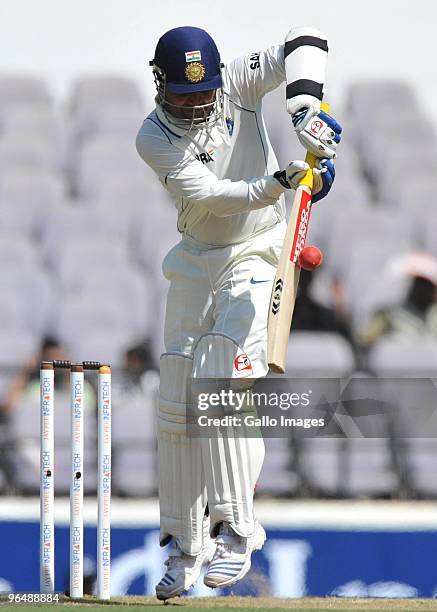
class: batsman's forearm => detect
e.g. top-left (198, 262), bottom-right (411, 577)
top-left (165, 173), bottom-right (287, 218)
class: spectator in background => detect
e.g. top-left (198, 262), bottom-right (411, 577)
top-left (0, 402), bottom-right (19, 494)
top-left (3, 337), bottom-right (96, 495)
top-left (111, 340), bottom-right (159, 497)
top-left (113, 340), bottom-right (158, 394)
top-left (3, 336), bottom-right (95, 408)
top-left (0, 337), bottom-right (70, 494)
top-left (125, 341), bottom-right (157, 384)
top-left (111, 339), bottom-right (159, 432)
top-left (355, 253), bottom-right (437, 349)
top-left (291, 269), bottom-right (352, 340)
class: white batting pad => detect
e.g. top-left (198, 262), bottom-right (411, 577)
top-left (158, 352), bottom-right (207, 555)
top-left (192, 333), bottom-right (265, 538)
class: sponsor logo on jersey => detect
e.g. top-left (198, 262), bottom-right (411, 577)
top-left (195, 148), bottom-right (214, 164)
top-left (235, 353), bottom-right (252, 374)
top-left (249, 52), bottom-right (260, 70)
top-left (185, 50), bottom-right (202, 63)
top-left (290, 190), bottom-right (312, 263)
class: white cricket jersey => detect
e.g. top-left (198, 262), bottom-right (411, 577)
top-left (136, 45), bottom-right (289, 248)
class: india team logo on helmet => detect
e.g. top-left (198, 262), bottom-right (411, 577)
top-left (151, 26), bottom-right (222, 93)
top-left (184, 49), bottom-right (205, 82)
top-left (185, 62), bottom-right (206, 83)
top-left (185, 50), bottom-right (202, 63)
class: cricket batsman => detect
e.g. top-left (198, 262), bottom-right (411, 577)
top-left (136, 25), bottom-right (341, 600)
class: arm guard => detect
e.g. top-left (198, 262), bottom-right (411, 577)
top-left (284, 27), bottom-right (328, 116)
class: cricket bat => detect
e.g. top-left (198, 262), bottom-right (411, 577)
top-left (267, 102), bottom-right (330, 374)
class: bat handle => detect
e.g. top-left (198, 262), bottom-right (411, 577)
top-left (300, 101), bottom-right (331, 189)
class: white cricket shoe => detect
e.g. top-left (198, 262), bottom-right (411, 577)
top-left (204, 521), bottom-right (266, 588)
top-left (156, 534), bottom-right (216, 601)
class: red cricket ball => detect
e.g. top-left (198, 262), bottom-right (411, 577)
top-left (298, 245), bottom-right (323, 271)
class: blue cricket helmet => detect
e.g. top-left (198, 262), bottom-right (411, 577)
top-left (152, 26), bottom-right (222, 94)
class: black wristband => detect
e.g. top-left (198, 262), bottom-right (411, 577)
top-left (273, 170), bottom-right (291, 189)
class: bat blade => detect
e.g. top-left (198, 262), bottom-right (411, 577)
top-left (267, 185), bottom-right (313, 373)
top-left (267, 101), bottom-right (330, 374)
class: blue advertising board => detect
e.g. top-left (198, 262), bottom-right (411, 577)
top-left (1, 515), bottom-right (436, 598)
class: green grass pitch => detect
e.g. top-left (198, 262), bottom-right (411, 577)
top-left (2, 596), bottom-right (437, 611)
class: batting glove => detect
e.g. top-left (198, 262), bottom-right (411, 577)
top-left (292, 107), bottom-right (342, 159)
top-left (274, 158), bottom-right (335, 202)
top-left (274, 160), bottom-right (310, 190)
top-left (312, 159), bottom-right (335, 203)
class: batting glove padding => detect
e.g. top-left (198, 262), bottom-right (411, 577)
top-left (312, 158), bottom-right (335, 203)
top-left (274, 160), bottom-right (310, 190)
top-left (273, 158), bottom-right (335, 202)
top-left (292, 107), bottom-right (342, 159)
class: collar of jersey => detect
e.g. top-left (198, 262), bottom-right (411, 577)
top-left (155, 104), bottom-right (197, 139)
